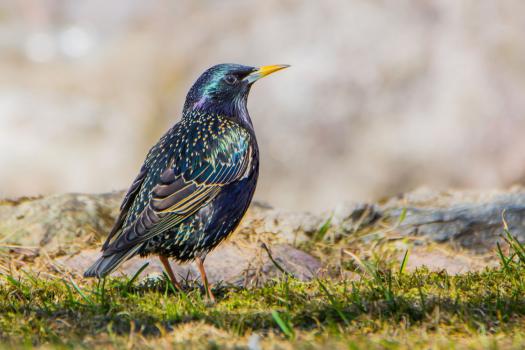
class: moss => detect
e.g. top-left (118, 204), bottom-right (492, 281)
top-left (0, 260), bottom-right (524, 349)
top-left (0, 217), bottom-right (524, 349)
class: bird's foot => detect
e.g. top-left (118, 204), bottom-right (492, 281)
top-left (204, 286), bottom-right (216, 304)
top-left (159, 256), bottom-right (183, 291)
top-left (196, 256), bottom-right (215, 304)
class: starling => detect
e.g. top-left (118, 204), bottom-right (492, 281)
top-left (84, 63), bottom-right (289, 301)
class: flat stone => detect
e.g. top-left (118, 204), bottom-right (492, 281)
top-left (400, 247), bottom-right (498, 275)
top-left (383, 187), bottom-right (525, 251)
top-left (55, 241), bottom-right (322, 286)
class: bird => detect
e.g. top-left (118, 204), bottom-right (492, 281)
top-left (84, 63), bottom-right (289, 301)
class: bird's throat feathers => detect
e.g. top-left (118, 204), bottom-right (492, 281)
top-left (184, 91), bottom-right (253, 129)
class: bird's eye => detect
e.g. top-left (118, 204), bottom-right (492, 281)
top-left (224, 75), bottom-right (238, 85)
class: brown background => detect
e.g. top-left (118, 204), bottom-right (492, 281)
top-left (1, 0), bottom-right (524, 211)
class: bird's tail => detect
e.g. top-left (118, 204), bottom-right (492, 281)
top-left (84, 247), bottom-right (139, 278)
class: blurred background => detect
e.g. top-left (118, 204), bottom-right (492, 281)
top-left (1, 0), bottom-right (525, 211)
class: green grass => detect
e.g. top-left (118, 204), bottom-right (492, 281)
top-left (2, 216), bottom-right (525, 349)
top-left (1, 257), bottom-right (525, 349)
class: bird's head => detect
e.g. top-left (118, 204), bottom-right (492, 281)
top-left (183, 63), bottom-right (289, 120)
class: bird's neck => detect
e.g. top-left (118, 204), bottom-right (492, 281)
top-left (231, 95), bottom-right (254, 129)
top-left (184, 95), bottom-right (254, 130)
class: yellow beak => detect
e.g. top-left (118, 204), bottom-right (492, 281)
top-left (244, 64), bottom-right (290, 83)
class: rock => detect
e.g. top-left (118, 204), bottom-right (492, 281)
top-left (331, 202), bottom-right (382, 235)
top-left (0, 192), bottom-right (325, 286)
top-left (0, 192), bottom-right (326, 254)
top-left (241, 203), bottom-right (324, 244)
top-left (2, 187), bottom-right (524, 280)
top-left (383, 187), bottom-right (525, 251)
top-left (55, 241), bottom-right (322, 286)
top-left (0, 192), bottom-right (123, 254)
top-left (400, 246), bottom-right (498, 275)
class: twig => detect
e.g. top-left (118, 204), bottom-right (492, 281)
top-left (261, 243), bottom-right (294, 278)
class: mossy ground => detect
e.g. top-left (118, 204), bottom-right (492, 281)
top-left (1, 218), bottom-right (525, 349)
top-left (1, 254), bottom-right (525, 349)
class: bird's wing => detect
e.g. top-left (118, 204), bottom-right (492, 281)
top-left (102, 166), bottom-right (148, 250)
top-left (103, 119), bottom-right (253, 255)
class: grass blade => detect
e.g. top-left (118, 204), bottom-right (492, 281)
top-left (314, 216), bottom-right (333, 242)
top-left (261, 243), bottom-right (294, 278)
top-left (98, 277), bottom-right (107, 305)
top-left (496, 242), bottom-right (510, 270)
top-left (399, 249), bottom-right (409, 275)
top-left (317, 279), bottom-right (350, 326)
top-left (397, 207), bottom-right (407, 225)
top-left (68, 277), bottom-right (95, 306)
top-left (125, 262), bottom-right (149, 292)
top-left (61, 279), bottom-right (76, 305)
top-left (271, 310), bottom-right (294, 339)
top-left (4, 274), bottom-right (21, 288)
